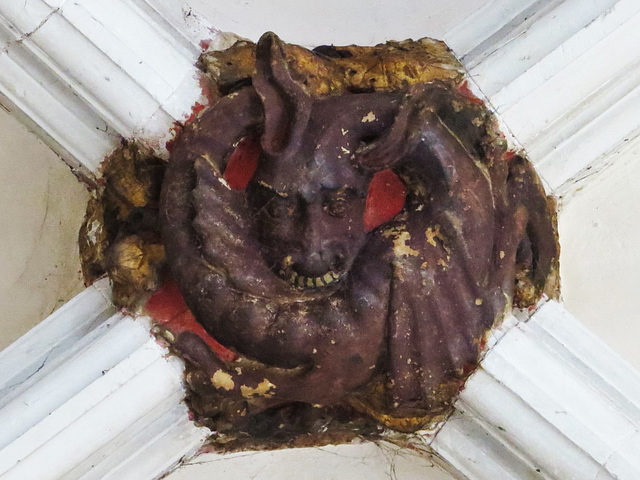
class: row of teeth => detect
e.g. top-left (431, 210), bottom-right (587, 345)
top-left (280, 269), bottom-right (343, 289)
top-left (280, 256), bottom-right (344, 289)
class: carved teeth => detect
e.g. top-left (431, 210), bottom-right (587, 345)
top-left (284, 269), bottom-right (343, 289)
top-left (281, 256), bottom-right (344, 289)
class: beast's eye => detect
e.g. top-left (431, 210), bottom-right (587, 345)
top-left (266, 196), bottom-right (295, 218)
top-left (324, 198), bottom-right (347, 217)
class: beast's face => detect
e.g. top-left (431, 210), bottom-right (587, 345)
top-left (247, 93), bottom-right (401, 289)
top-left (248, 177), bottom-right (368, 289)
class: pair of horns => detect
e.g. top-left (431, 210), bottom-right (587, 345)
top-left (253, 33), bottom-right (450, 172)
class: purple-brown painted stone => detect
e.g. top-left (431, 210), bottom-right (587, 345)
top-left (160, 32), bottom-right (558, 434)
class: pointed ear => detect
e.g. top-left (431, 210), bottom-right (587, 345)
top-left (253, 32), bottom-right (311, 156)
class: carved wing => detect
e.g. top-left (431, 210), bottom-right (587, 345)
top-left (353, 84), bottom-right (558, 422)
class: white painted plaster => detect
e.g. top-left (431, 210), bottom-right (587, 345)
top-left (0, 108), bottom-right (88, 351)
top-left (559, 140), bottom-right (640, 372)
top-left (1, 1), bottom-right (640, 479)
top-left (183, 0), bottom-right (489, 46)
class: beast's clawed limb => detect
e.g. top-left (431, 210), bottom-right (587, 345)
top-left (173, 329), bottom-right (386, 420)
top-left (174, 332), bottom-right (308, 416)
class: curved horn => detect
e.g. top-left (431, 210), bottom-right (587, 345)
top-left (253, 32), bottom-right (312, 156)
top-left (354, 83), bottom-right (451, 172)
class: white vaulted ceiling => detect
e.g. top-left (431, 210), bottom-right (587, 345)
top-left (1, 1), bottom-right (639, 479)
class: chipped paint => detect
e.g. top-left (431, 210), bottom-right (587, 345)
top-left (395, 233), bottom-right (419, 257)
top-left (211, 370), bottom-right (235, 391)
top-left (258, 180), bottom-right (289, 197)
top-left (382, 227), bottom-right (420, 258)
top-left (217, 176), bottom-right (231, 190)
top-left (163, 330), bottom-right (175, 343)
top-left (425, 224), bottom-right (444, 247)
top-left (361, 111), bottom-right (376, 123)
top-left (241, 379), bottom-right (276, 398)
top-left (86, 220), bottom-right (102, 245)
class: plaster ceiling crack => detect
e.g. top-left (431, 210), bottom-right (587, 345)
top-left (1, 3), bottom-right (65, 54)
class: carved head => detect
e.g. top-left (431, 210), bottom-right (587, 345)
top-left (244, 33), bottom-right (405, 288)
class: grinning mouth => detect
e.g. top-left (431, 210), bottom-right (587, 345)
top-left (278, 256), bottom-right (346, 289)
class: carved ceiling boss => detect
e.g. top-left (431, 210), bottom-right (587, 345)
top-left (79, 31), bottom-right (557, 441)
top-left (157, 32), bottom-right (558, 434)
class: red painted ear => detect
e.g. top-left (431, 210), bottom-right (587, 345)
top-left (223, 136), bottom-right (260, 190)
top-left (364, 169), bottom-right (406, 232)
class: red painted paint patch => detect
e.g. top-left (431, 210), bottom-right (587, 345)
top-left (184, 102), bottom-right (207, 125)
top-left (145, 279), bottom-right (237, 362)
top-left (223, 136), bottom-right (261, 190)
top-left (364, 169), bottom-right (406, 232)
top-left (145, 278), bottom-right (188, 322)
top-left (165, 123), bottom-right (183, 154)
top-left (457, 80), bottom-right (484, 105)
top-left (199, 39), bottom-right (212, 51)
